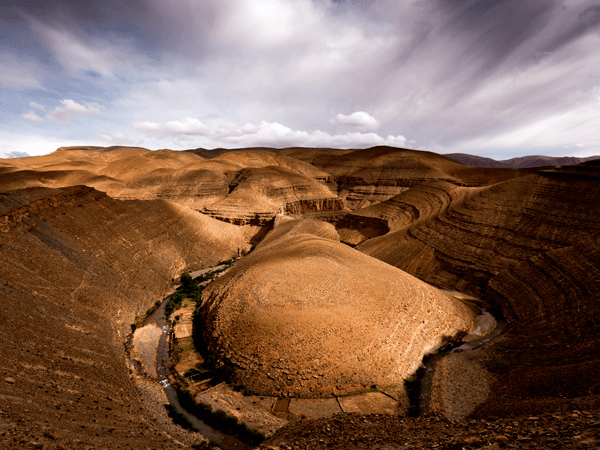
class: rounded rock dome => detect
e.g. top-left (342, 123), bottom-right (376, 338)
top-left (200, 218), bottom-right (475, 397)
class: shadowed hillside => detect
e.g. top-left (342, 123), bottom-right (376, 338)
top-left (0, 185), bottom-right (249, 448)
top-left (200, 216), bottom-right (474, 398)
top-left (446, 152), bottom-right (600, 168)
top-left (1, 146), bottom-right (599, 448)
top-left (358, 161), bottom-right (600, 415)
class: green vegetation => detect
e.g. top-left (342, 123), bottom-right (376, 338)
top-left (184, 368), bottom-right (213, 383)
top-left (166, 261), bottom-right (265, 444)
top-left (165, 280), bottom-right (203, 318)
top-left (180, 271), bottom-right (193, 290)
top-left (165, 403), bottom-right (197, 431)
top-left (404, 364), bottom-right (426, 417)
top-left (177, 388), bottom-right (265, 445)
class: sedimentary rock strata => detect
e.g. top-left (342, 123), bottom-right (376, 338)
top-left (0, 185), bottom-right (248, 448)
top-left (2, 145), bottom-right (599, 446)
top-left (359, 162), bottom-right (600, 413)
top-left (200, 216), bottom-right (475, 397)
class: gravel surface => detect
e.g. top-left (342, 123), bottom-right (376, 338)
top-left (260, 410), bottom-right (600, 449)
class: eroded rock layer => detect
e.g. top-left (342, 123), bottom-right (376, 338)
top-left (200, 216), bottom-right (475, 398)
top-left (358, 162), bottom-right (600, 413)
top-left (0, 147), bottom-right (343, 224)
top-left (0, 186), bottom-right (248, 448)
top-left (281, 146), bottom-right (538, 210)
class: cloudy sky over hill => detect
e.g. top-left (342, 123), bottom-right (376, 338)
top-left (1, 0), bottom-right (599, 158)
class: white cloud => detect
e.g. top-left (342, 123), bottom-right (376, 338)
top-left (0, 131), bottom-right (105, 158)
top-left (29, 102), bottom-right (45, 111)
top-left (22, 112), bottom-right (45, 123)
top-left (333, 111), bottom-right (380, 130)
top-left (46, 99), bottom-right (103, 123)
top-left (97, 130), bottom-right (135, 146)
top-left (0, 54), bottom-right (45, 89)
top-left (132, 117), bottom-right (407, 149)
top-left (31, 20), bottom-right (148, 77)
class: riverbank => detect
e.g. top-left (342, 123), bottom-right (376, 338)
top-left (125, 265), bottom-right (507, 448)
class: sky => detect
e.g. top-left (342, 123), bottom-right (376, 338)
top-left (1, 0), bottom-right (600, 159)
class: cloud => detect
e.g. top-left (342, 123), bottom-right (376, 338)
top-left (0, 54), bottom-right (45, 89)
top-left (132, 117), bottom-right (406, 148)
top-left (4, 0), bottom-right (600, 159)
top-left (5, 151), bottom-right (31, 159)
top-left (46, 99), bottom-right (103, 123)
top-left (0, 131), bottom-right (105, 158)
top-left (31, 20), bottom-right (149, 77)
top-left (22, 112), bottom-right (45, 123)
top-left (333, 112), bottom-right (380, 130)
top-left (97, 130), bottom-right (135, 145)
top-left (29, 102), bottom-right (45, 111)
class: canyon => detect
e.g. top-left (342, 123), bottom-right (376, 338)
top-left (1, 145), bottom-right (598, 449)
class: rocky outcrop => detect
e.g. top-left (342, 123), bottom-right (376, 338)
top-left (359, 162), bottom-right (600, 414)
top-left (281, 146), bottom-right (539, 209)
top-left (199, 216), bottom-right (475, 398)
top-left (0, 186), bottom-right (249, 448)
top-left (201, 166), bottom-right (343, 225)
top-left (337, 180), bottom-right (474, 245)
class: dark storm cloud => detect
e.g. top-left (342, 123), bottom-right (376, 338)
top-left (2, 0), bottom-right (600, 157)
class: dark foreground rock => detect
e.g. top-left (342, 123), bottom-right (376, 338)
top-left (261, 411), bottom-right (600, 449)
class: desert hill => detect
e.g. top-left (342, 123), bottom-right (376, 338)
top-left (358, 161), bottom-right (600, 415)
top-left (0, 185), bottom-right (248, 448)
top-left (0, 147), bottom-right (341, 224)
top-left (199, 216), bottom-right (475, 398)
top-left (1, 145), bottom-right (599, 448)
top-left (446, 152), bottom-right (600, 168)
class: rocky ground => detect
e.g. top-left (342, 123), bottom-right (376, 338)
top-left (258, 410), bottom-right (600, 449)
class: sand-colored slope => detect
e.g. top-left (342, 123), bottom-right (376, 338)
top-left (201, 166), bottom-right (343, 225)
top-left (0, 147), bottom-right (343, 223)
top-left (200, 216), bottom-right (475, 398)
top-left (281, 146), bottom-right (539, 210)
top-left (336, 180), bottom-right (476, 245)
top-left (358, 161), bottom-right (600, 412)
top-left (0, 185), bottom-right (249, 448)
top-left (359, 165), bottom-right (600, 294)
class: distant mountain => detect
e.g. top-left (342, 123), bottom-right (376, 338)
top-left (446, 153), bottom-right (600, 168)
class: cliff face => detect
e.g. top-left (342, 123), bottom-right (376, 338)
top-left (0, 186), bottom-right (249, 448)
top-left (358, 162), bottom-right (600, 413)
top-left (0, 147), bottom-right (343, 225)
top-left (201, 165), bottom-right (343, 225)
top-left (200, 216), bottom-right (475, 398)
top-left (281, 146), bottom-right (539, 210)
top-left (336, 180), bottom-right (474, 245)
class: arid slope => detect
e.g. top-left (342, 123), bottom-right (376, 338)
top-left (200, 216), bottom-right (475, 398)
top-left (0, 185), bottom-right (248, 448)
top-left (358, 161), bottom-right (600, 414)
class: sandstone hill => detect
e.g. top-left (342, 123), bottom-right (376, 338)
top-left (358, 161), bottom-right (600, 416)
top-left (280, 146), bottom-right (539, 210)
top-left (0, 185), bottom-right (249, 448)
top-left (0, 147), bottom-right (341, 226)
top-left (446, 152), bottom-right (600, 168)
top-left (1, 145), bottom-right (599, 448)
top-left (199, 216), bottom-right (475, 398)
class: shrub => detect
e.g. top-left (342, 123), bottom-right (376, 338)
top-left (165, 404), bottom-right (196, 431)
top-left (181, 272), bottom-right (193, 290)
top-left (176, 388), bottom-right (265, 445)
top-left (184, 368), bottom-right (213, 382)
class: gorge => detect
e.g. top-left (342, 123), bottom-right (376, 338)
top-left (1, 146), bottom-right (599, 449)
